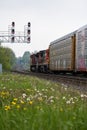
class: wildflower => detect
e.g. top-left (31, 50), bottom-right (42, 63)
top-left (74, 97), bottom-right (78, 101)
top-left (27, 97), bottom-right (30, 101)
top-left (1, 91), bottom-right (6, 96)
top-left (20, 100), bottom-right (25, 104)
top-left (13, 98), bottom-right (18, 101)
top-left (50, 99), bottom-right (54, 103)
top-left (64, 87), bottom-right (67, 91)
top-left (50, 88), bottom-right (55, 91)
top-left (36, 106), bottom-right (40, 110)
top-left (22, 93), bottom-right (27, 98)
top-left (80, 94), bottom-right (87, 98)
top-left (5, 105), bottom-right (11, 110)
top-left (72, 101), bottom-right (75, 104)
top-left (42, 89), bottom-right (45, 92)
top-left (29, 101), bottom-right (33, 105)
top-left (66, 100), bottom-right (71, 104)
top-left (38, 93), bottom-right (42, 96)
top-left (38, 97), bottom-right (43, 101)
top-left (81, 94), bottom-right (84, 98)
top-left (49, 96), bottom-right (54, 100)
top-left (70, 97), bottom-right (73, 102)
top-left (16, 105), bottom-right (20, 109)
top-left (26, 89), bottom-right (30, 91)
top-left (23, 107), bottom-right (27, 110)
top-left (12, 101), bottom-right (16, 105)
top-left (62, 96), bottom-right (66, 100)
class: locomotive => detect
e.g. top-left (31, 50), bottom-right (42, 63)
top-left (30, 25), bottom-right (87, 74)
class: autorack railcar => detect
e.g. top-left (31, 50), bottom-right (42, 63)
top-left (30, 24), bottom-right (87, 74)
top-left (49, 31), bottom-right (76, 73)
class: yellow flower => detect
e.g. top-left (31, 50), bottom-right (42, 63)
top-left (13, 98), bottom-right (18, 101)
top-left (20, 100), bottom-right (25, 104)
top-left (1, 91), bottom-right (6, 95)
top-left (29, 101), bottom-right (33, 105)
top-left (5, 105), bottom-right (11, 110)
top-left (23, 107), bottom-right (27, 110)
top-left (16, 105), bottom-right (20, 109)
top-left (12, 101), bottom-right (16, 105)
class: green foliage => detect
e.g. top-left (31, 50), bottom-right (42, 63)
top-left (0, 73), bottom-right (87, 130)
top-left (22, 51), bottom-right (30, 64)
top-left (0, 46), bottom-right (16, 71)
top-left (15, 51), bottom-right (30, 70)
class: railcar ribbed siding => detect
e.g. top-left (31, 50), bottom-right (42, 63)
top-left (49, 31), bottom-right (76, 72)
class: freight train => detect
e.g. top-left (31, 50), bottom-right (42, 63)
top-left (30, 25), bottom-right (87, 74)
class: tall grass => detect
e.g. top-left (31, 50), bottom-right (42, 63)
top-left (0, 73), bottom-right (87, 130)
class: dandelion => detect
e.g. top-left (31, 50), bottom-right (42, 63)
top-left (26, 89), bottom-right (30, 91)
top-left (50, 88), bottom-right (55, 91)
top-left (42, 89), bottom-right (45, 92)
top-left (72, 101), bottom-right (75, 104)
top-left (27, 97), bottom-right (30, 101)
top-left (4, 105), bottom-right (11, 110)
top-left (22, 93), bottom-right (27, 98)
top-left (49, 96), bottom-right (54, 100)
top-left (12, 101), bottom-right (16, 105)
top-left (70, 97), bottom-right (73, 102)
top-left (1, 91), bottom-right (6, 96)
top-left (81, 94), bottom-right (84, 98)
top-left (29, 101), bottom-right (33, 105)
top-left (38, 97), bottom-right (43, 101)
top-left (38, 93), bottom-right (42, 96)
top-left (80, 94), bottom-right (87, 98)
top-left (62, 96), bottom-right (66, 100)
top-left (13, 98), bottom-right (18, 101)
top-left (50, 99), bottom-right (54, 103)
top-left (20, 100), bottom-right (25, 104)
top-left (16, 105), bottom-right (20, 109)
top-left (66, 100), bottom-right (71, 104)
top-left (23, 107), bottom-right (27, 110)
top-left (64, 87), bottom-right (67, 91)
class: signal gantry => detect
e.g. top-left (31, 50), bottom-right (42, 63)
top-left (0, 22), bottom-right (31, 44)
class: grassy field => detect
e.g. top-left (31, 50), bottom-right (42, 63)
top-left (0, 72), bottom-right (87, 130)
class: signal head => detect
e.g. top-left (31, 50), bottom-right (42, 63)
top-left (12, 22), bottom-right (15, 27)
top-left (28, 22), bottom-right (31, 27)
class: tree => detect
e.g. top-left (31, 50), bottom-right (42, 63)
top-left (22, 51), bottom-right (30, 64)
top-left (0, 46), bottom-right (16, 71)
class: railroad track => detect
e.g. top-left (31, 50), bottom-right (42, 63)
top-left (12, 70), bottom-right (87, 93)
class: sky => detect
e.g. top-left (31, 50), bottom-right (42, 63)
top-left (0, 0), bottom-right (87, 57)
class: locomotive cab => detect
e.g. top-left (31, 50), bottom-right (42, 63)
top-left (30, 49), bottom-right (49, 73)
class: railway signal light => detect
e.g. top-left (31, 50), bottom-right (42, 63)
top-left (11, 22), bottom-right (15, 43)
top-left (27, 22), bottom-right (31, 43)
top-left (27, 37), bottom-right (30, 43)
top-left (28, 22), bottom-right (31, 27)
top-left (12, 22), bottom-right (15, 27)
top-left (11, 37), bottom-right (15, 42)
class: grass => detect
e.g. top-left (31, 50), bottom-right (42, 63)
top-left (0, 72), bottom-right (87, 130)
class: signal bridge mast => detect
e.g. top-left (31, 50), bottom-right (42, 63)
top-left (0, 22), bottom-right (31, 44)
